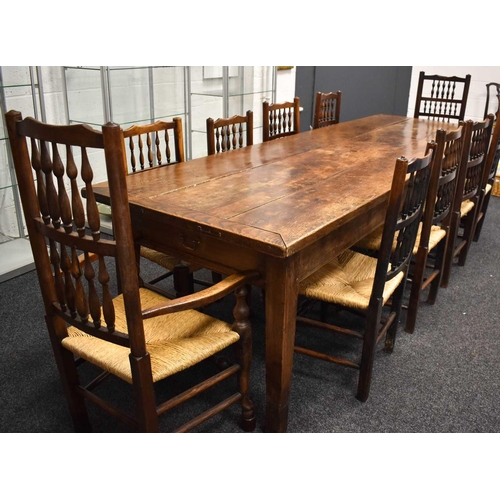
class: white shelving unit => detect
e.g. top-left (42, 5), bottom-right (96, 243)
top-left (187, 66), bottom-right (276, 159)
top-left (0, 66), bottom-right (279, 275)
top-left (0, 66), bottom-right (46, 282)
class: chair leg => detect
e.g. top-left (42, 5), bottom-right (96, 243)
top-left (458, 207), bottom-right (478, 266)
top-left (244, 283), bottom-right (253, 311)
top-left (233, 285), bottom-right (256, 432)
top-left (385, 277), bottom-right (407, 352)
top-left (357, 301), bottom-right (382, 402)
top-left (473, 192), bottom-right (491, 242)
top-left (173, 264), bottom-right (194, 297)
top-left (129, 353), bottom-right (159, 432)
top-left (47, 317), bottom-right (91, 432)
top-left (405, 247), bottom-right (428, 333)
top-left (427, 236), bottom-right (447, 305)
top-left (441, 211), bottom-right (460, 288)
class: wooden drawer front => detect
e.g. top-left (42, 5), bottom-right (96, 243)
top-left (134, 215), bottom-right (265, 275)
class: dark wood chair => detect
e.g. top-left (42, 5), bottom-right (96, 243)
top-left (206, 111), bottom-right (253, 155)
top-left (353, 124), bottom-right (467, 333)
top-left (414, 71), bottom-right (471, 122)
top-left (5, 109), bottom-right (258, 433)
top-left (484, 82), bottom-right (500, 119)
top-left (474, 109), bottom-right (500, 242)
top-left (205, 111), bottom-right (254, 284)
top-left (120, 119), bottom-right (201, 295)
top-left (441, 115), bottom-right (494, 287)
top-left (263, 97), bottom-right (300, 142)
top-left (123, 118), bottom-right (185, 173)
top-left (405, 125), bottom-right (467, 332)
top-left (312, 91), bottom-right (341, 129)
top-left (295, 149), bottom-right (435, 402)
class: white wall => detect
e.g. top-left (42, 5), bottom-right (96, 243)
top-left (407, 66), bottom-right (500, 121)
top-left (276, 66), bottom-right (297, 102)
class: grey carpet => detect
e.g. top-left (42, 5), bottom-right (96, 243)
top-left (1, 198), bottom-right (499, 433)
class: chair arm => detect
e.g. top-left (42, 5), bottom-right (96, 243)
top-left (141, 270), bottom-right (260, 319)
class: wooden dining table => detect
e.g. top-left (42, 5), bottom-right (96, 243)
top-left (93, 114), bottom-right (455, 432)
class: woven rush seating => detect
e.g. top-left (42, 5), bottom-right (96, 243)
top-left (138, 246), bottom-right (201, 284)
top-left (355, 222), bottom-right (447, 255)
top-left (63, 287), bottom-right (240, 384)
top-left (299, 250), bottom-right (404, 310)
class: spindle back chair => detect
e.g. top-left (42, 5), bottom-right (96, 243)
top-left (296, 149), bottom-right (434, 402)
top-left (414, 72), bottom-right (471, 122)
top-left (263, 97), bottom-right (300, 142)
top-left (121, 119), bottom-right (199, 295)
top-left (206, 111), bottom-right (253, 155)
top-left (474, 110), bottom-right (500, 241)
top-left (441, 116), bottom-right (494, 287)
top-left (312, 91), bottom-right (342, 129)
top-left (350, 124), bottom-right (468, 332)
top-left (5, 110), bottom-right (258, 433)
top-left (123, 118), bottom-right (185, 174)
top-left (483, 82), bottom-right (500, 119)
top-left (405, 125), bottom-right (467, 332)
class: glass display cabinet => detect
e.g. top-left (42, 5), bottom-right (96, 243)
top-left (187, 66), bottom-right (276, 158)
top-left (62, 66), bottom-right (188, 127)
top-left (0, 66), bottom-right (278, 279)
top-left (0, 66), bottom-right (45, 282)
top-left (62, 66), bottom-right (190, 234)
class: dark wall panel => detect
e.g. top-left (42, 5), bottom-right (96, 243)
top-left (294, 66), bottom-right (316, 132)
top-left (295, 66), bottom-right (412, 131)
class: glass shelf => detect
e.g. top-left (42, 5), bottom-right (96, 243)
top-left (0, 183), bottom-right (18, 192)
top-left (65, 66), bottom-right (179, 72)
top-left (191, 89), bottom-right (274, 98)
top-left (69, 111), bottom-right (186, 128)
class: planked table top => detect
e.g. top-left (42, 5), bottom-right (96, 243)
top-left (93, 114), bottom-right (456, 260)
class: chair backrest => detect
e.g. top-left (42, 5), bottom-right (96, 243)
top-left (452, 116), bottom-right (494, 211)
top-left (263, 97), bottom-right (300, 142)
top-left (484, 82), bottom-right (500, 119)
top-left (122, 118), bottom-right (185, 174)
top-left (206, 111), bottom-right (253, 155)
top-left (482, 110), bottom-right (500, 188)
top-left (414, 71), bottom-right (471, 122)
top-left (423, 124), bottom-right (467, 231)
top-left (312, 91), bottom-right (341, 129)
top-left (5, 111), bottom-right (147, 356)
top-left (372, 150), bottom-right (434, 299)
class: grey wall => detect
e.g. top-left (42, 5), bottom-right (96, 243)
top-left (295, 66), bottom-right (412, 132)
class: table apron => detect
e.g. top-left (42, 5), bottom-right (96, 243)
top-left (132, 198), bottom-right (386, 286)
top-left (295, 202), bottom-right (386, 281)
top-left (132, 212), bottom-right (266, 276)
